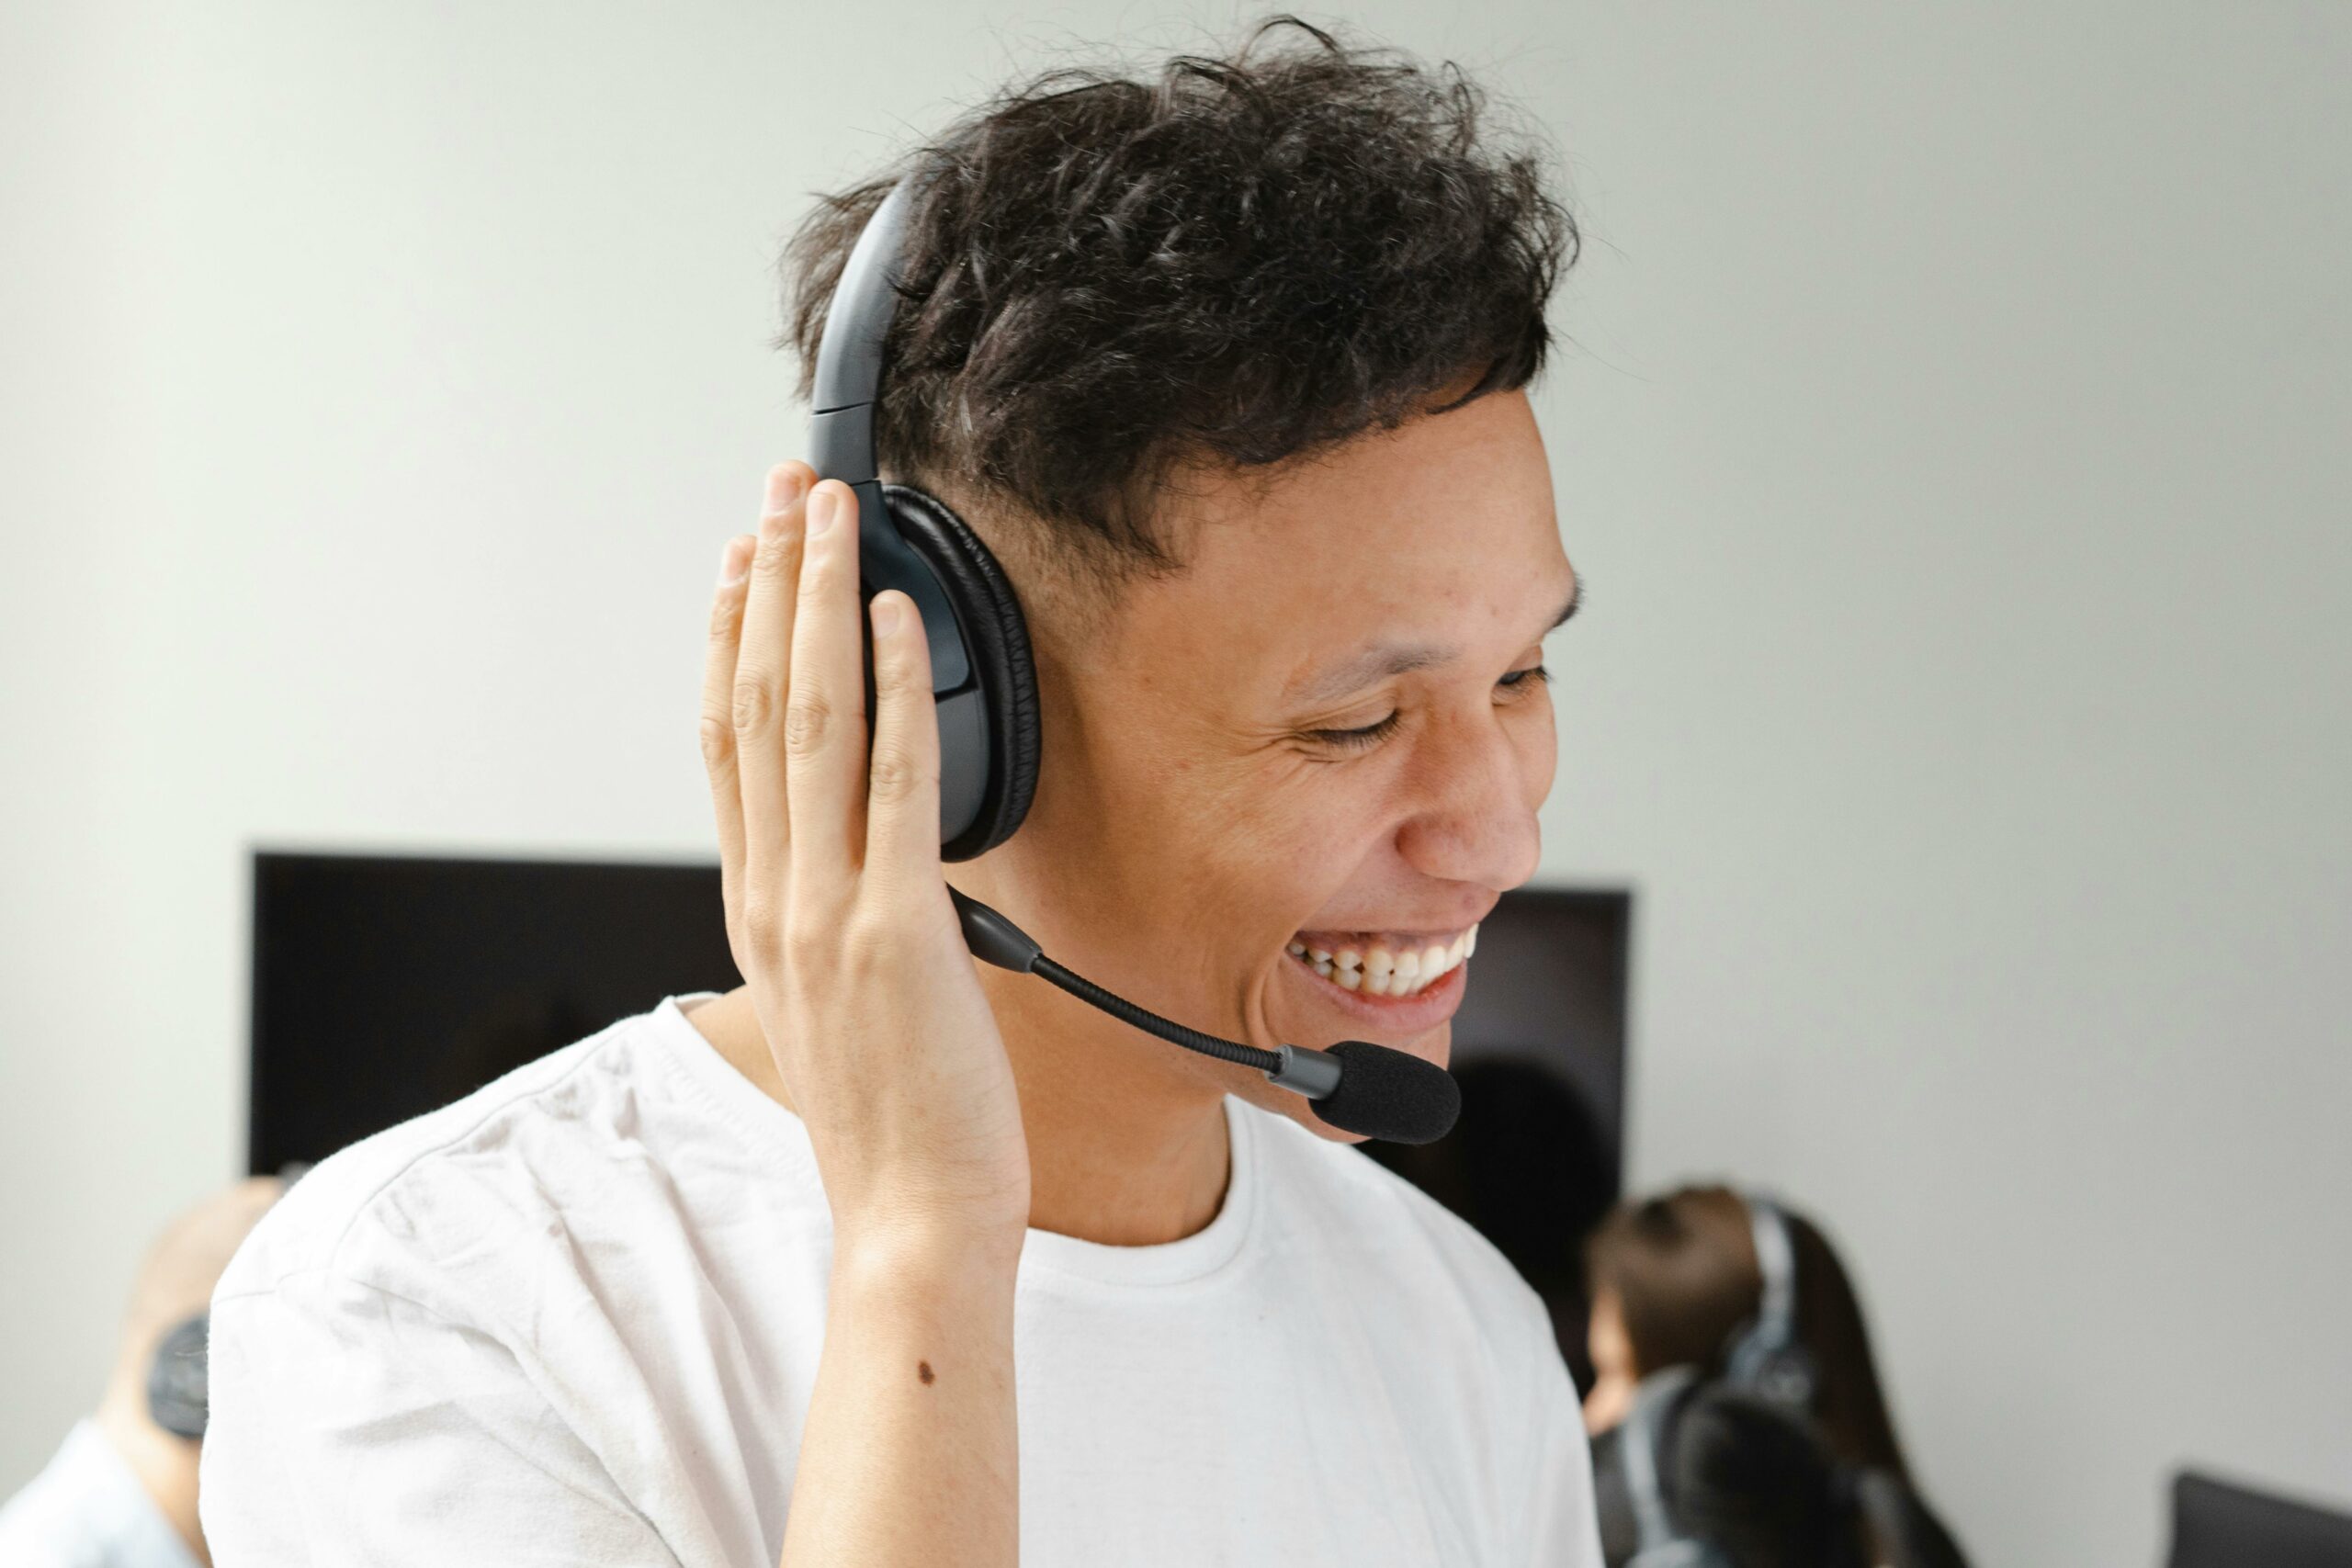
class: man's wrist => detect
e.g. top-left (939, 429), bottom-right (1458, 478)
top-left (830, 1216), bottom-right (1025, 1297)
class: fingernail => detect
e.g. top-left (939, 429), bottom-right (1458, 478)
top-left (718, 535), bottom-right (754, 585)
top-left (806, 487), bottom-right (836, 536)
top-left (873, 594), bottom-right (901, 635)
top-left (765, 466), bottom-right (805, 514)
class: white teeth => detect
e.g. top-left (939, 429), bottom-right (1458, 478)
top-left (1291, 926), bottom-right (1482, 998)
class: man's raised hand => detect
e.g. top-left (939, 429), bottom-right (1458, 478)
top-left (699, 462), bottom-right (1031, 1255)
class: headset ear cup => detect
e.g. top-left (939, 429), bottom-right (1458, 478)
top-left (147, 1311), bottom-right (210, 1438)
top-left (1721, 1316), bottom-right (1819, 1412)
top-left (1754, 1345), bottom-right (1820, 1411)
top-left (879, 485), bottom-right (1041, 859)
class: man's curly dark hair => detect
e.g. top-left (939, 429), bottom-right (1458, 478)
top-left (780, 17), bottom-right (1576, 587)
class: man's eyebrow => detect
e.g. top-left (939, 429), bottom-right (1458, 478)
top-left (1289, 641), bottom-right (1457, 706)
top-left (1288, 577), bottom-right (1584, 707)
top-left (1552, 576), bottom-right (1589, 629)
top-left (1550, 575), bottom-right (1582, 630)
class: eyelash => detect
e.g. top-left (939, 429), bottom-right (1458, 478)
top-left (1307, 664), bottom-right (1551, 751)
top-left (1311, 712), bottom-right (1404, 750)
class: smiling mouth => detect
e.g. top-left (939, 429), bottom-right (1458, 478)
top-left (1283, 925), bottom-right (1479, 998)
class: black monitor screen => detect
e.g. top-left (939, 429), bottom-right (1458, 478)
top-left (2169, 1471), bottom-right (2352, 1568)
top-left (250, 852), bottom-right (1630, 1376)
top-left (248, 852), bottom-right (741, 1174)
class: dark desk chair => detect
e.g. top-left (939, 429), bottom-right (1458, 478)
top-left (2169, 1471), bottom-right (2352, 1568)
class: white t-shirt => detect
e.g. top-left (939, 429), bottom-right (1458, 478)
top-left (0, 1421), bottom-right (201, 1568)
top-left (200, 997), bottom-right (1599, 1567)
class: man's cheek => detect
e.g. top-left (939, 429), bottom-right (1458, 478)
top-left (1520, 711), bottom-right (1559, 807)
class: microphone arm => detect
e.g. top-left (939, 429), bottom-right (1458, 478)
top-left (951, 890), bottom-right (1343, 1100)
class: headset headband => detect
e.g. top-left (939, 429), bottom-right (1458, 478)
top-left (1720, 1189), bottom-right (1819, 1411)
top-left (805, 175), bottom-right (970, 694)
top-left (1744, 1192), bottom-right (1798, 1355)
top-left (808, 180), bottom-right (909, 478)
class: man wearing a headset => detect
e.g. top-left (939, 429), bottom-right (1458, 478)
top-left (202, 22), bottom-right (1596, 1565)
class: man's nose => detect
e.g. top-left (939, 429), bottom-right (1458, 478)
top-left (1392, 711), bottom-right (1544, 892)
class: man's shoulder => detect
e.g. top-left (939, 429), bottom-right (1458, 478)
top-left (215, 1002), bottom-right (699, 1309)
top-left (1241, 1100), bottom-right (1555, 1342)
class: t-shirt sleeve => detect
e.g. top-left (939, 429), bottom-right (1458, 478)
top-left (1521, 1338), bottom-right (1603, 1567)
top-left (200, 1268), bottom-right (679, 1568)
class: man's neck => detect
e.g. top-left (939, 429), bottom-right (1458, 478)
top-left (687, 982), bottom-right (1231, 1248)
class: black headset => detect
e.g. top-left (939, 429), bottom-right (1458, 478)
top-left (146, 1311), bottom-right (210, 1439)
top-left (805, 176), bottom-right (1041, 862)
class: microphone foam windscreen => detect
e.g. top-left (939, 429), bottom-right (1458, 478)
top-left (1311, 1042), bottom-right (1462, 1145)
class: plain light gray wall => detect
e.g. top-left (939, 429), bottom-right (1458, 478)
top-left (4, 4), bottom-right (2346, 1563)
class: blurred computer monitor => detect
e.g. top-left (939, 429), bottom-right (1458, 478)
top-left (2169, 1471), bottom-right (2352, 1568)
top-left (1445, 886), bottom-right (1629, 1177)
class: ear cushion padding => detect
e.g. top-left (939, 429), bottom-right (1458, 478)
top-left (881, 484), bottom-right (1041, 860)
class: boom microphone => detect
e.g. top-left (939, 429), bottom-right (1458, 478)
top-left (952, 891), bottom-right (1462, 1145)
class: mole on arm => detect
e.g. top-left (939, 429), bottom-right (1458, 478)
top-left (918, 1360), bottom-right (936, 1385)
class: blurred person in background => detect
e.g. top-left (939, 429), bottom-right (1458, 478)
top-left (1583, 1184), bottom-right (1969, 1568)
top-left (0, 1178), bottom-right (283, 1568)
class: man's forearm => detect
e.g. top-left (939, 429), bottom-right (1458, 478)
top-left (778, 1231), bottom-right (1022, 1568)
